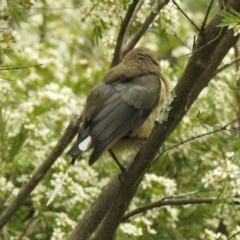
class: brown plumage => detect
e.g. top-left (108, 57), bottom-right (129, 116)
top-left (46, 47), bottom-right (170, 205)
top-left (67, 47), bottom-right (170, 169)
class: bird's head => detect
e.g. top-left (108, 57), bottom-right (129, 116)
top-left (122, 47), bottom-right (160, 69)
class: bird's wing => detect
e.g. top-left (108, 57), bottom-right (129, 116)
top-left (88, 74), bottom-right (160, 165)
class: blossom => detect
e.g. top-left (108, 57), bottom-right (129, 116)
top-left (120, 223), bottom-right (143, 236)
top-left (228, 23), bottom-right (240, 36)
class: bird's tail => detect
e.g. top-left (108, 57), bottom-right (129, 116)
top-left (67, 135), bottom-right (92, 164)
top-left (67, 144), bottom-right (82, 165)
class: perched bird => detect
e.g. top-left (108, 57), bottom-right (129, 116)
top-left (46, 47), bottom-right (170, 205)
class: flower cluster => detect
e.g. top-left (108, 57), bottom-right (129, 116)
top-left (142, 173), bottom-right (177, 197)
top-left (203, 228), bottom-right (227, 240)
top-left (202, 156), bottom-right (240, 197)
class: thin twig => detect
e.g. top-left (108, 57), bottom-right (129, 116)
top-left (0, 114), bottom-right (82, 230)
top-left (223, 128), bottom-right (240, 133)
top-left (0, 76), bottom-right (13, 81)
top-left (184, 28), bottom-right (223, 56)
top-left (122, 0), bottom-right (170, 58)
top-left (0, 64), bottom-right (43, 81)
top-left (0, 63), bottom-right (44, 71)
top-left (215, 56), bottom-right (240, 75)
top-left (198, 112), bottom-right (240, 133)
top-left (197, 111), bottom-right (223, 129)
top-left (18, 216), bottom-right (38, 240)
top-left (173, 32), bottom-right (192, 50)
top-left (197, 111), bottom-right (240, 130)
top-left (227, 230), bottom-right (240, 240)
top-left (122, 197), bottom-right (240, 221)
top-left (110, 0), bottom-right (140, 67)
top-left (123, 0), bottom-right (144, 45)
top-left (154, 114), bottom-right (240, 160)
top-left (161, 189), bottom-right (216, 200)
top-left (158, 127), bottom-right (221, 157)
top-left (172, 0), bottom-right (200, 32)
top-left (201, 0), bottom-right (215, 33)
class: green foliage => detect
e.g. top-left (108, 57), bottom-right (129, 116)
top-left (8, 0), bottom-right (29, 27)
top-left (219, 8), bottom-right (240, 27)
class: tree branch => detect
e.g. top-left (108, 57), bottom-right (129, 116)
top-left (200, 0), bottom-right (215, 33)
top-left (0, 64), bottom-right (44, 81)
top-left (122, 0), bottom-right (145, 45)
top-left (110, 0), bottom-right (140, 67)
top-left (0, 115), bottom-right (82, 229)
top-left (121, 0), bottom-right (170, 58)
top-left (172, 0), bottom-right (200, 32)
top-left (227, 230), bottom-right (240, 240)
top-left (215, 56), bottom-right (240, 74)
top-left (0, 64), bottom-right (43, 71)
top-left (156, 114), bottom-right (240, 159)
top-left (122, 197), bottom-right (240, 221)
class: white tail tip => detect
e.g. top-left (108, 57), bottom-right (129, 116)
top-left (78, 135), bottom-right (92, 151)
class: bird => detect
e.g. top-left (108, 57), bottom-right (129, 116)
top-left (46, 47), bottom-right (170, 205)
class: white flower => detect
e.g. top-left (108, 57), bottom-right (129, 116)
top-left (55, 212), bottom-right (76, 228)
top-left (142, 173), bottom-right (177, 196)
top-left (120, 223), bottom-right (143, 236)
top-left (202, 159), bottom-right (240, 196)
top-left (228, 23), bottom-right (240, 36)
top-left (51, 228), bottom-right (65, 240)
top-left (204, 228), bottom-right (227, 240)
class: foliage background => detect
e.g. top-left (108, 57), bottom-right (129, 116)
top-left (0, 0), bottom-right (240, 239)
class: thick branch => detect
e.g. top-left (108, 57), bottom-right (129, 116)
top-left (0, 115), bottom-right (81, 229)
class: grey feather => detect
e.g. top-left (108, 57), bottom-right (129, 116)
top-left (67, 47), bottom-right (169, 168)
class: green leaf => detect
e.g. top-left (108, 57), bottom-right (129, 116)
top-left (218, 8), bottom-right (240, 27)
top-left (8, 0), bottom-right (28, 27)
top-left (3, 49), bottom-right (21, 62)
top-left (9, 124), bottom-right (28, 160)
